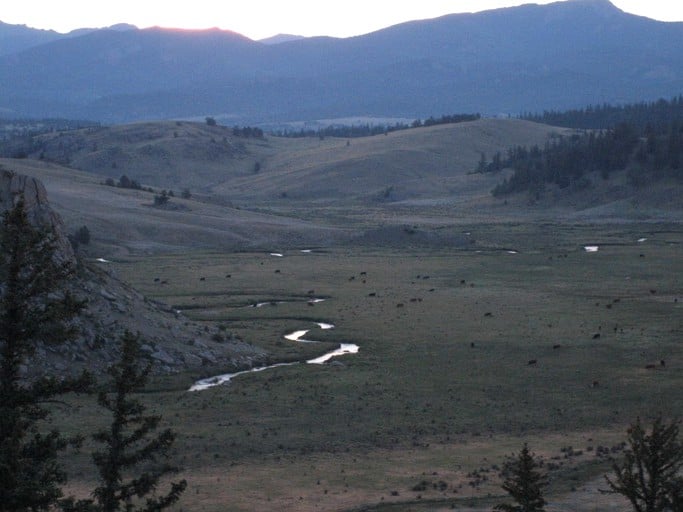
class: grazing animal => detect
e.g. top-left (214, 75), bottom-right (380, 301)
top-left (307, 289), bottom-right (315, 295)
top-left (645, 364), bottom-right (657, 369)
top-left (396, 303), bottom-right (404, 308)
top-left (591, 380), bottom-right (599, 388)
top-left (429, 288), bottom-right (435, 292)
top-left (553, 344), bottom-right (562, 349)
top-left (360, 272), bottom-right (367, 276)
top-left (368, 292), bottom-right (376, 297)
top-left (528, 359), bottom-right (537, 366)
top-left (484, 312), bottom-right (493, 317)
top-left (154, 277), bottom-right (160, 282)
top-left (650, 289), bottom-right (657, 294)
top-left (349, 276), bottom-right (355, 281)
top-left (225, 274), bottom-right (231, 278)
top-left (660, 360), bottom-right (666, 367)
top-left (592, 333), bottom-right (601, 339)
top-left (200, 277), bottom-right (206, 281)
top-left (470, 342), bottom-right (475, 348)
top-left (274, 269), bottom-right (281, 273)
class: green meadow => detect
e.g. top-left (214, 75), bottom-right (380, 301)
top-left (54, 222), bottom-right (682, 511)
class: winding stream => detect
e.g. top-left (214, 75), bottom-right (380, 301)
top-left (189, 322), bottom-right (359, 391)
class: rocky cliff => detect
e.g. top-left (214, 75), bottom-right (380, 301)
top-left (0, 168), bottom-right (265, 380)
top-left (0, 168), bottom-right (76, 263)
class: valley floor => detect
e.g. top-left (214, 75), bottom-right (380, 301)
top-left (55, 222), bottom-right (682, 511)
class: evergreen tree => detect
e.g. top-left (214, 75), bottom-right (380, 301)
top-left (0, 196), bottom-right (91, 511)
top-left (90, 330), bottom-right (186, 512)
top-left (603, 417), bottom-right (683, 512)
top-left (494, 443), bottom-right (548, 512)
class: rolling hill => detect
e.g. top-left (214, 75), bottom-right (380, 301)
top-left (1, 0), bottom-right (683, 122)
top-left (3, 117), bottom-right (680, 257)
top-left (22, 118), bottom-right (567, 204)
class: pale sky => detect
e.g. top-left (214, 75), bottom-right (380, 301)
top-left (1, 0), bottom-right (682, 40)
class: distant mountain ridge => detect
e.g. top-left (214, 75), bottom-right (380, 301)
top-left (1, 0), bottom-right (682, 123)
top-left (0, 21), bottom-right (136, 56)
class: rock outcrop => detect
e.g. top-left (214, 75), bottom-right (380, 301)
top-left (0, 169), bottom-right (76, 263)
top-left (0, 169), bottom-right (265, 380)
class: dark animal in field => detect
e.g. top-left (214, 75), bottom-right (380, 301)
top-left (591, 380), bottom-right (599, 388)
top-left (225, 274), bottom-right (231, 278)
top-left (592, 333), bottom-right (601, 339)
top-left (274, 269), bottom-right (281, 273)
top-left (200, 277), bottom-right (205, 281)
top-left (154, 277), bottom-right (160, 282)
top-left (349, 276), bottom-right (355, 281)
top-left (661, 360), bottom-right (666, 367)
top-left (307, 289), bottom-right (315, 295)
top-left (645, 364), bottom-right (657, 369)
top-left (307, 302), bottom-right (314, 307)
top-left (484, 312), bottom-right (493, 317)
top-left (429, 288), bottom-right (435, 292)
top-left (528, 359), bottom-right (537, 365)
top-left (360, 272), bottom-right (367, 276)
top-left (396, 303), bottom-right (404, 308)
top-left (553, 344), bottom-right (562, 349)
top-left (650, 289), bottom-right (657, 294)
top-left (368, 292), bottom-right (376, 297)
top-left (470, 342), bottom-right (475, 348)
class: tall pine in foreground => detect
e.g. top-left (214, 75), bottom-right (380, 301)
top-left (0, 197), bottom-right (91, 511)
top-left (494, 443), bottom-right (548, 512)
top-left (604, 417), bottom-right (683, 512)
top-left (91, 330), bottom-right (186, 512)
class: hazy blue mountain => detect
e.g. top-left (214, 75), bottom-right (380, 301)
top-left (1, 0), bottom-right (682, 123)
top-left (259, 34), bottom-right (306, 45)
top-left (0, 21), bottom-right (64, 56)
top-left (0, 21), bottom-right (138, 57)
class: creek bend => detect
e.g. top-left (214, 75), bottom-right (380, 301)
top-left (189, 322), bottom-right (359, 391)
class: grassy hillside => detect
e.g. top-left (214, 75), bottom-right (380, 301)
top-left (26, 118), bottom-right (565, 204)
top-left (0, 157), bottom-right (347, 256)
top-left (6, 117), bottom-right (681, 257)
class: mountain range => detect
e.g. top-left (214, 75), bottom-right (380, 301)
top-left (1, 0), bottom-right (682, 124)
